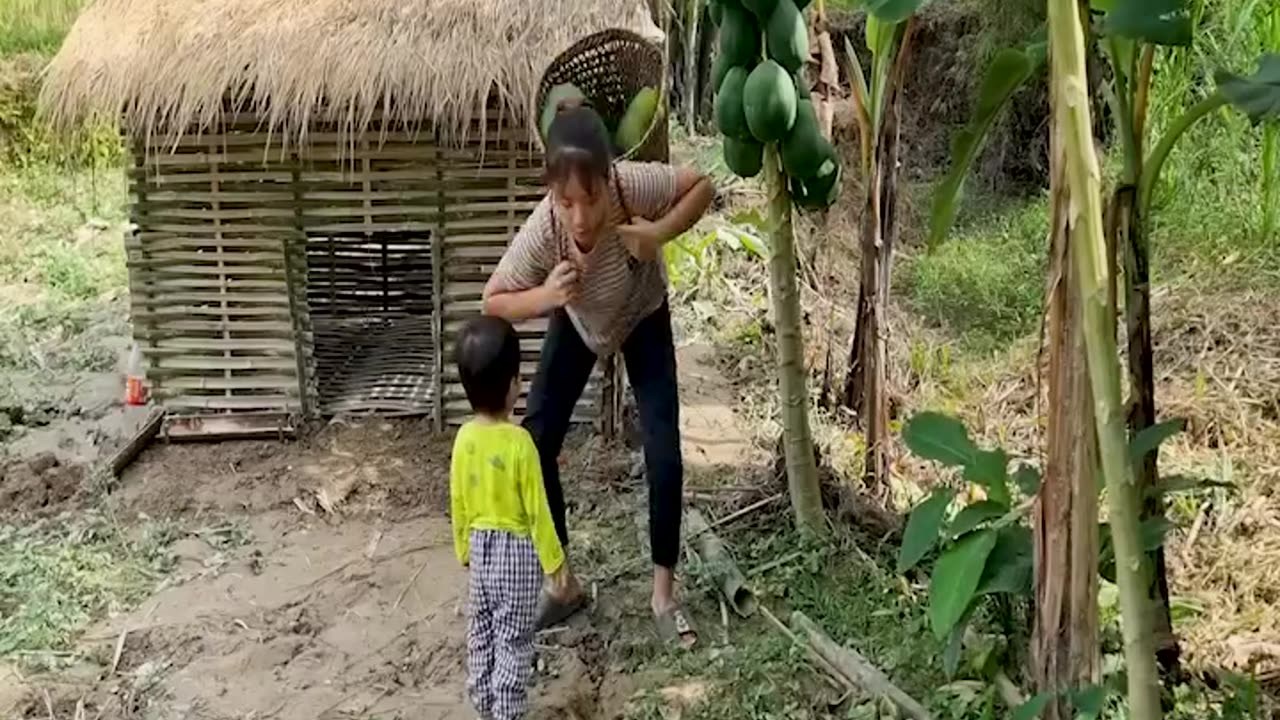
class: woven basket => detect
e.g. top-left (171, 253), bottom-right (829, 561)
top-left (535, 28), bottom-right (669, 163)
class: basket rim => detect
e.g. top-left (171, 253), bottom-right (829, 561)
top-left (533, 27), bottom-right (668, 160)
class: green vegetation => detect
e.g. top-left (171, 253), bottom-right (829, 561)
top-left (0, 513), bottom-right (175, 666)
top-left (905, 196), bottom-right (1048, 349)
top-left (0, 165), bottom-right (128, 375)
top-left (0, 0), bottom-right (85, 55)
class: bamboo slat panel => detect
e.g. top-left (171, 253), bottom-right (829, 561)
top-left (130, 133), bottom-right (305, 420)
top-left (126, 110), bottom-right (619, 432)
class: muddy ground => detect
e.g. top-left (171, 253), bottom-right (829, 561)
top-left (0, 343), bottom-right (758, 720)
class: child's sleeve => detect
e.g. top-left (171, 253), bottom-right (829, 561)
top-left (518, 431), bottom-right (565, 575)
top-left (449, 440), bottom-right (470, 567)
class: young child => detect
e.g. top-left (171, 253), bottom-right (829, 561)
top-left (451, 315), bottom-right (569, 720)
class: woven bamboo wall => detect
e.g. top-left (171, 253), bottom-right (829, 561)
top-left (129, 125), bottom-right (311, 424)
top-left (127, 111), bottom-right (614, 435)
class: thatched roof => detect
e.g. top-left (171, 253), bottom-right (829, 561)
top-left (41, 0), bottom-right (663, 150)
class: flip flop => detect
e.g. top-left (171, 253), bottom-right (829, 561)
top-left (654, 604), bottom-right (698, 649)
top-left (535, 589), bottom-right (588, 630)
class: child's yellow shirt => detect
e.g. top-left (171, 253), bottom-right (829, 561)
top-left (449, 419), bottom-right (565, 575)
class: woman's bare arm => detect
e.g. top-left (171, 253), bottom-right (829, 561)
top-left (650, 166), bottom-right (714, 243)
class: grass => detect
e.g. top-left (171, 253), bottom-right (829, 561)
top-left (0, 161), bottom-right (129, 376)
top-left (0, 0), bottom-right (84, 55)
top-left (902, 192), bottom-right (1049, 351)
top-left (0, 512), bottom-right (176, 669)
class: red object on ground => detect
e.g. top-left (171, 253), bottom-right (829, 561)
top-left (125, 344), bottom-right (147, 406)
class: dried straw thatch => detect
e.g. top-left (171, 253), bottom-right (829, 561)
top-left (41, 0), bottom-right (663, 150)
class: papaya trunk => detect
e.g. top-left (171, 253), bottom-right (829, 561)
top-left (1035, 31), bottom-right (1101, 711)
top-left (1048, 0), bottom-right (1163, 716)
top-left (765, 147), bottom-right (827, 536)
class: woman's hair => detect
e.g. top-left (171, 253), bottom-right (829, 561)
top-left (455, 315), bottom-right (520, 415)
top-left (545, 100), bottom-right (614, 195)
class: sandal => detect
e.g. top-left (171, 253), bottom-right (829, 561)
top-left (654, 604), bottom-right (698, 649)
top-left (535, 589), bottom-right (588, 630)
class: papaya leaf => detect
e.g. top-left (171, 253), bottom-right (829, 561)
top-left (1012, 692), bottom-right (1057, 720)
top-left (897, 488), bottom-right (955, 573)
top-left (1129, 418), bottom-right (1185, 463)
top-left (977, 525), bottom-right (1033, 597)
top-left (1013, 464), bottom-right (1042, 495)
top-left (928, 46), bottom-right (1040, 249)
top-left (948, 501), bottom-right (1007, 539)
top-left (1099, 0), bottom-right (1193, 46)
top-left (863, 0), bottom-right (931, 24)
top-left (963, 449), bottom-right (1011, 507)
top-left (929, 529), bottom-right (997, 640)
top-left (902, 412), bottom-right (977, 467)
top-left (1217, 54), bottom-right (1280, 124)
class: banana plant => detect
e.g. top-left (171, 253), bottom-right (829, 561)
top-left (838, 0), bottom-right (930, 491)
top-left (898, 411), bottom-right (1226, 715)
top-left (931, 0), bottom-right (1280, 678)
top-left (1260, 8), bottom-right (1279, 240)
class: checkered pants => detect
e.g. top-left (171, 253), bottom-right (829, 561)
top-left (466, 529), bottom-right (542, 720)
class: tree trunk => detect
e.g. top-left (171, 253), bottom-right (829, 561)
top-left (1035, 60), bottom-right (1100, 714)
top-left (683, 0), bottom-right (702, 133)
top-left (765, 146), bottom-right (827, 536)
top-left (844, 20), bottom-right (915, 488)
top-left (1116, 186), bottom-right (1181, 677)
top-left (697, 6), bottom-right (717, 129)
top-left (1048, 0), bottom-right (1163, 716)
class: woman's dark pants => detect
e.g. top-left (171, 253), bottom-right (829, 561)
top-left (521, 301), bottom-right (683, 569)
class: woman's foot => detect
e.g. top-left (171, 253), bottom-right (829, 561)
top-left (652, 566), bottom-right (697, 648)
top-left (653, 600), bottom-right (698, 649)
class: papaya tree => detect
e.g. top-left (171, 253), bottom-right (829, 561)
top-left (710, 0), bottom-right (843, 535)
top-left (838, 0), bottom-right (926, 490)
top-left (1047, 0), bottom-right (1162, 714)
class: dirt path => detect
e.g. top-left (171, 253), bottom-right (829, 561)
top-left (6, 344), bottom-right (756, 720)
top-left (676, 342), bottom-right (761, 469)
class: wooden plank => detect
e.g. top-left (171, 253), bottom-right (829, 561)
top-left (148, 337), bottom-right (296, 352)
top-left (152, 356), bottom-right (298, 371)
top-left (133, 251), bottom-right (288, 266)
top-left (130, 236), bottom-right (299, 251)
top-left (161, 375), bottom-right (298, 391)
top-left (158, 394), bottom-right (299, 411)
top-left (134, 305), bottom-right (294, 318)
top-left (162, 412), bottom-right (296, 440)
top-left (131, 278), bottom-right (289, 291)
top-left (132, 264), bottom-right (287, 278)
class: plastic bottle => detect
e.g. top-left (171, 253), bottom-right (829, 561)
top-left (125, 344), bottom-right (147, 406)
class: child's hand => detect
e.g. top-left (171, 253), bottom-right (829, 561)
top-left (548, 564), bottom-right (581, 601)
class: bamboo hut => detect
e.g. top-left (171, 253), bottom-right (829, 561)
top-left (42, 0), bottom-right (665, 439)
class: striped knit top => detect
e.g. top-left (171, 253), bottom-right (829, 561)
top-left (489, 161), bottom-right (680, 355)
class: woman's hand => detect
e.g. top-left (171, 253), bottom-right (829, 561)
top-left (617, 217), bottom-right (664, 262)
top-left (542, 260), bottom-right (580, 308)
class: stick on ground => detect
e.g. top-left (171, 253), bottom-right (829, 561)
top-left (791, 610), bottom-right (933, 720)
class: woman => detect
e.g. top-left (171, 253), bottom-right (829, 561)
top-left (482, 103), bottom-right (714, 647)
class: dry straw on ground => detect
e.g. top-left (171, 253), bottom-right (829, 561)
top-left (41, 0), bottom-right (656, 151)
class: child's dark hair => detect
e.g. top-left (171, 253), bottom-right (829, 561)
top-left (455, 315), bottom-right (521, 415)
top-left (545, 100), bottom-right (614, 196)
